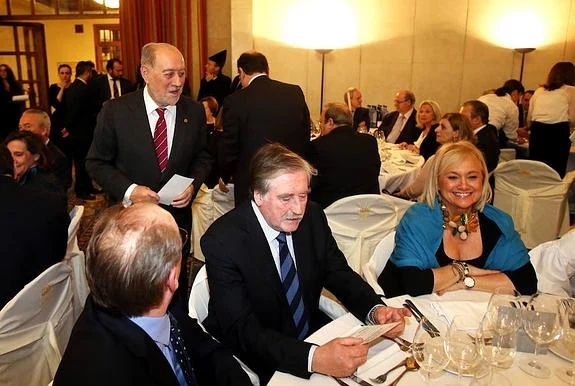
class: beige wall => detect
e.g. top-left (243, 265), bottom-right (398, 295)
top-left (40, 18), bottom-right (119, 85)
top-left (225, 0), bottom-right (575, 119)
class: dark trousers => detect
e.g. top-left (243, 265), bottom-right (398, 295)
top-left (529, 121), bottom-right (570, 178)
top-left (72, 137), bottom-right (93, 194)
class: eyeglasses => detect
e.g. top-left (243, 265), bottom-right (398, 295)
top-left (178, 227), bottom-right (189, 246)
top-left (394, 99), bottom-right (409, 104)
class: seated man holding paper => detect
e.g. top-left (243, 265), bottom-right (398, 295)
top-left (86, 42), bottom-right (212, 301)
top-left (201, 143), bottom-right (409, 383)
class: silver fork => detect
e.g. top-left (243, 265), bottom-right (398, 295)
top-left (389, 336), bottom-right (412, 352)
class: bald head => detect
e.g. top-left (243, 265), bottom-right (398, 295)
top-left (19, 109), bottom-right (51, 142)
top-left (394, 90), bottom-right (415, 114)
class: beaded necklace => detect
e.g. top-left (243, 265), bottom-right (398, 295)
top-left (440, 201), bottom-right (479, 240)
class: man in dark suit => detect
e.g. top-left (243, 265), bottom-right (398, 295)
top-left (460, 100), bottom-right (500, 173)
top-left (0, 145), bottom-right (68, 309)
top-left (201, 143), bottom-right (409, 383)
top-left (19, 108), bottom-right (71, 190)
top-left (91, 58), bottom-right (135, 112)
top-left (344, 87), bottom-right (370, 131)
top-left (310, 103), bottom-right (381, 208)
top-left (197, 49), bottom-right (231, 108)
top-left (220, 51), bottom-right (311, 205)
top-left (86, 43), bottom-right (212, 300)
top-left (65, 60), bottom-right (98, 200)
top-left (379, 90), bottom-right (420, 144)
top-left (53, 203), bottom-right (251, 386)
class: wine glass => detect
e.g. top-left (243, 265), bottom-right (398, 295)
top-left (555, 298), bottom-right (575, 384)
top-left (413, 316), bottom-right (450, 385)
top-left (473, 311), bottom-right (517, 385)
top-left (519, 292), bottom-right (563, 378)
top-left (486, 287), bottom-right (522, 337)
top-left (445, 314), bottom-right (480, 384)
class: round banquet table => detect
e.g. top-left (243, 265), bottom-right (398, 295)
top-left (378, 143), bottom-right (424, 194)
top-left (269, 290), bottom-right (573, 385)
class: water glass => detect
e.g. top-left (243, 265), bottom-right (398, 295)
top-left (556, 298), bottom-right (575, 384)
top-left (413, 316), bottom-right (450, 385)
top-left (445, 314), bottom-right (480, 384)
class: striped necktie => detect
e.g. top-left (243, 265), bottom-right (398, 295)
top-left (276, 232), bottom-right (309, 340)
top-left (154, 108), bottom-right (169, 173)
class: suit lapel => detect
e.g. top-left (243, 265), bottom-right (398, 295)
top-left (129, 91), bottom-right (163, 175)
top-left (165, 100), bottom-right (190, 177)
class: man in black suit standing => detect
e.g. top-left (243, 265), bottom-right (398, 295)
top-left (0, 145), bottom-right (68, 309)
top-left (344, 87), bottom-right (370, 131)
top-left (54, 203), bottom-right (252, 386)
top-left (91, 58), bottom-right (135, 112)
top-left (202, 143), bottom-right (409, 383)
top-left (86, 42), bottom-right (212, 300)
top-left (19, 108), bottom-right (71, 190)
top-left (66, 61), bottom-right (98, 200)
top-left (219, 51), bottom-right (311, 204)
top-left (310, 103), bottom-right (381, 208)
top-left (379, 89), bottom-right (420, 144)
top-left (460, 100), bottom-right (500, 173)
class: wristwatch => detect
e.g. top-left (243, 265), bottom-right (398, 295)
top-left (463, 275), bottom-right (476, 289)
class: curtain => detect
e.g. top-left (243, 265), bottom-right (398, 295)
top-left (119, 0), bottom-right (207, 93)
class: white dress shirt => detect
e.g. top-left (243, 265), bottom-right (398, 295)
top-left (478, 93), bottom-right (519, 141)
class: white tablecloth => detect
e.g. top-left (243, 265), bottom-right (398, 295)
top-left (269, 290), bottom-right (572, 385)
top-left (378, 144), bottom-right (424, 194)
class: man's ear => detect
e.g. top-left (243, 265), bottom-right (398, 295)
top-left (254, 191), bottom-right (263, 206)
top-left (140, 65), bottom-right (149, 83)
top-left (167, 261), bottom-right (180, 293)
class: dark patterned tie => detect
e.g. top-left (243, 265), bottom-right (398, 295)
top-left (276, 232), bottom-right (309, 340)
top-left (168, 313), bottom-right (197, 386)
top-left (112, 79), bottom-right (119, 98)
top-left (153, 108), bottom-right (169, 172)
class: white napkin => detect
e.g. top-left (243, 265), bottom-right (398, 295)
top-left (429, 300), bottom-right (488, 324)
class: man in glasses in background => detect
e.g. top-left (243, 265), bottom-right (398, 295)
top-left (379, 89), bottom-right (419, 144)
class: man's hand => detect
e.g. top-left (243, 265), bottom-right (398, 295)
top-left (171, 185), bottom-right (194, 208)
top-left (218, 178), bottom-right (229, 193)
top-left (375, 306), bottom-right (411, 337)
top-left (130, 186), bottom-right (159, 204)
top-left (311, 337), bottom-right (368, 377)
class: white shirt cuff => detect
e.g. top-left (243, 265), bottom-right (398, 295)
top-left (308, 345), bottom-right (318, 372)
top-left (122, 184), bottom-right (138, 207)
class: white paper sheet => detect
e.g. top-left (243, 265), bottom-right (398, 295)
top-left (158, 174), bottom-right (194, 205)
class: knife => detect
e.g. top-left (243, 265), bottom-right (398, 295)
top-left (349, 374), bottom-right (372, 386)
top-left (330, 376), bottom-right (352, 386)
top-left (404, 299), bottom-right (441, 337)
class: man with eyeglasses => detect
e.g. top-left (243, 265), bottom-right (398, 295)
top-left (379, 90), bottom-right (420, 144)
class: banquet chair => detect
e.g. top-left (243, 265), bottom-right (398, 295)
top-left (212, 183), bottom-right (235, 220)
top-left (530, 229), bottom-right (575, 297)
top-left (66, 206), bottom-right (89, 318)
top-left (362, 231), bottom-right (396, 298)
top-left (493, 160), bottom-right (575, 249)
top-left (191, 184), bottom-right (214, 262)
top-left (324, 194), bottom-right (413, 273)
top-left (0, 262), bottom-right (75, 386)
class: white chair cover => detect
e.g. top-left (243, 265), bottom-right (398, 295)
top-left (498, 148), bottom-right (516, 163)
top-left (362, 231), bottom-right (396, 297)
top-left (324, 194), bottom-right (413, 273)
top-left (212, 184), bottom-right (235, 220)
top-left (493, 160), bottom-right (575, 249)
top-left (191, 185), bottom-right (214, 262)
top-left (530, 229), bottom-right (575, 296)
top-left (0, 262), bottom-right (75, 386)
top-left (65, 206), bottom-right (89, 319)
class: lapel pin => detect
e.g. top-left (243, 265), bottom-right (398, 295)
top-left (184, 118), bottom-right (189, 123)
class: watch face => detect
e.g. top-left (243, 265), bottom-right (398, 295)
top-left (464, 276), bottom-right (475, 288)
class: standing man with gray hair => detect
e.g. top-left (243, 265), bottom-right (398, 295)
top-left (219, 50), bottom-right (311, 205)
top-left (54, 203), bottom-right (252, 386)
top-left (86, 42), bottom-right (212, 302)
top-left (202, 143), bottom-right (409, 383)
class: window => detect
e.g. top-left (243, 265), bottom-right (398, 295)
top-left (94, 24), bottom-right (120, 72)
top-left (0, 0), bottom-right (119, 18)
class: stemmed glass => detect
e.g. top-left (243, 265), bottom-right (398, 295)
top-left (555, 298), bottom-right (575, 384)
top-left (473, 311), bottom-right (517, 385)
top-left (413, 316), bottom-right (450, 385)
top-left (519, 292), bottom-right (563, 378)
top-left (487, 287), bottom-right (522, 335)
top-left (445, 314), bottom-right (480, 384)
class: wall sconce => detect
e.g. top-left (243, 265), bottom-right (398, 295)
top-left (315, 49), bottom-right (333, 113)
top-left (514, 48), bottom-right (535, 83)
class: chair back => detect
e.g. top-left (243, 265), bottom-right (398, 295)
top-left (212, 184), bottom-right (235, 220)
top-left (362, 231), bottom-right (396, 297)
top-left (530, 229), bottom-right (575, 296)
top-left (324, 194), bottom-right (413, 273)
top-left (66, 205), bottom-right (84, 256)
top-left (191, 185), bottom-right (215, 262)
top-left (0, 262), bottom-right (75, 386)
top-left (493, 160), bottom-right (575, 248)
top-left (65, 206), bottom-right (89, 318)
top-left (188, 265), bottom-right (259, 385)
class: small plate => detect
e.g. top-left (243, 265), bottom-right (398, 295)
top-left (444, 360), bottom-right (489, 378)
top-left (550, 339), bottom-right (575, 362)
